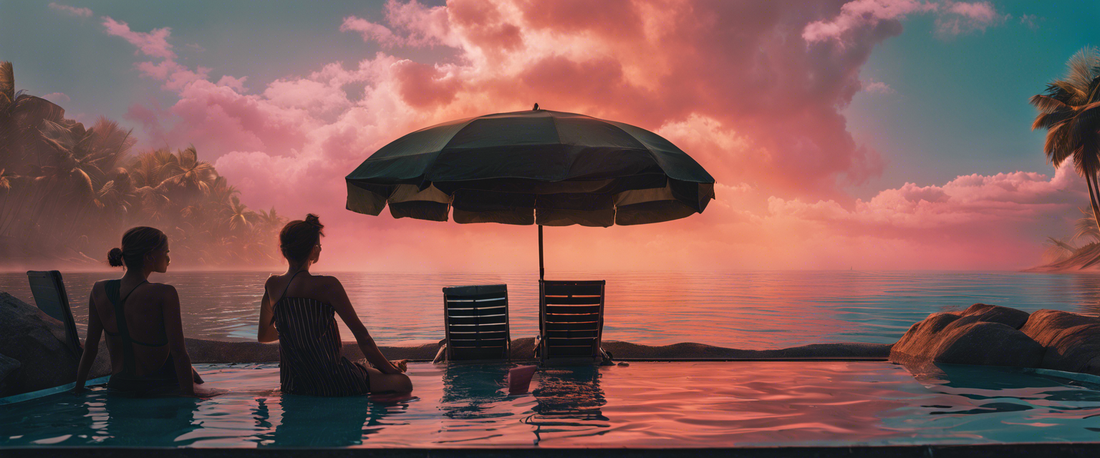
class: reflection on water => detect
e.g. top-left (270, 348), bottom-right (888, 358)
top-left (3, 362), bottom-right (1100, 447)
top-left (5, 270), bottom-right (1100, 349)
top-left (440, 363), bottom-right (510, 417)
top-left (5, 388), bottom-right (204, 447)
top-left (887, 363), bottom-right (1100, 443)
top-left (526, 366), bottom-right (607, 445)
top-left (254, 395), bottom-right (391, 447)
top-left (100, 394), bottom-right (203, 446)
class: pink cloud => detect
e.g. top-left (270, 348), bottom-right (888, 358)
top-left (343, 1), bottom-right (455, 48)
top-left (803, 0), bottom-right (936, 43)
top-left (136, 60), bottom-right (209, 90)
top-left (804, 0), bottom-right (1004, 43)
top-left (863, 80), bottom-right (895, 94)
top-left (769, 165), bottom-right (1080, 231)
top-left (40, 92), bottom-right (71, 104)
top-left (48, 2), bottom-right (92, 17)
top-left (383, 0), bottom-right (455, 47)
top-left (102, 17), bottom-right (176, 59)
top-left (97, 0), bottom-right (1070, 271)
top-left (341, 16), bottom-right (402, 47)
top-left (935, 1), bottom-right (1004, 37)
top-left (217, 75), bottom-right (248, 92)
top-left (1019, 14), bottom-right (1040, 31)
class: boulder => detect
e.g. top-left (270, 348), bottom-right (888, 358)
top-left (0, 292), bottom-right (110, 397)
top-left (1020, 310), bottom-right (1100, 376)
top-left (931, 321), bottom-right (1044, 367)
top-left (890, 303), bottom-right (1043, 368)
top-left (958, 303), bottom-right (1030, 329)
top-left (0, 352), bottom-right (20, 394)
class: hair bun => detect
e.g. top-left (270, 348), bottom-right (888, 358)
top-left (304, 213), bottom-right (323, 229)
top-left (107, 248), bottom-right (125, 267)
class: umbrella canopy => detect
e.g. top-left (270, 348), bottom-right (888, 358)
top-left (346, 108), bottom-right (715, 227)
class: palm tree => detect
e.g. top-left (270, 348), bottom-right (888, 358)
top-left (0, 168), bottom-right (12, 193)
top-left (1074, 207), bottom-right (1100, 244)
top-left (227, 195), bottom-right (255, 232)
top-left (257, 206), bottom-right (285, 230)
top-left (161, 146), bottom-right (217, 199)
top-left (1031, 47), bottom-right (1100, 233)
top-left (1045, 237), bottom-right (1078, 263)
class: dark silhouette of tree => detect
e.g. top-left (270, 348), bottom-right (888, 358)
top-left (0, 61), bottom-right (285, 267)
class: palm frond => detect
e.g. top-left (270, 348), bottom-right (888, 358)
top-left (0, 61), bottom-right (13, 112)
top-left (1066, 47), bottom-right (1100, 93)
top-left (1030, 94), bottom-right (1070, 115)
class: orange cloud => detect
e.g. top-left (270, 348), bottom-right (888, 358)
top-left (99, 0), bottom-right (1064, 271)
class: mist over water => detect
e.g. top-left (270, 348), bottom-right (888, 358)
top-left (4, 270), bottom-right (1100, 349)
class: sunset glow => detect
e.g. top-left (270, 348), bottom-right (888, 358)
top-left (3, 1), bottom-right (1094, 271)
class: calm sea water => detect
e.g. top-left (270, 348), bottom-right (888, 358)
top-left (3, 270), bottom-right (1100, 349)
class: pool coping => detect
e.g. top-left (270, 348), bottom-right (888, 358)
top-left (3, 443), bottom-right (1100, 457)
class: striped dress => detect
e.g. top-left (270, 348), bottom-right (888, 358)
top-left (272, 296), bottom-right (372, 396)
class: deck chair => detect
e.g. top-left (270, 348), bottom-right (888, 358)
top-left (437, 284), bottom-right (510, 362)
top-left (27, 270), bottom-right (82, 357)
top-left (537, 280), bottom-right (609, 366)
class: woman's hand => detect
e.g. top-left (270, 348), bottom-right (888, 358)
top-left (392, 359), bottom-right (408, 373)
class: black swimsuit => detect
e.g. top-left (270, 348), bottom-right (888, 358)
top-left (103, 280), bottom-right (179, 395)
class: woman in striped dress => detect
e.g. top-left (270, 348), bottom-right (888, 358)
top-left (257, 214), bottom-right (412, 396)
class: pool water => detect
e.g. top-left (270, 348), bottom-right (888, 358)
top-left (3, 361), bottom-right (1100, 448)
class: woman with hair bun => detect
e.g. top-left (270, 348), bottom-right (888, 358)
top-left (73, 227), bottom-right (212, 396)
top-left (257, 214), bottom-right (412, 396)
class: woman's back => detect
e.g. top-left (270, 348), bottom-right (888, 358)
top-left (267, 272), bottom-right (372, 396)
top-left (90, 279), bottom-right (171, 377)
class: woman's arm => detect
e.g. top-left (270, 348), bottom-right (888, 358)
top-left (325, 277), bottom-right (404, 374)
top-left (73, 286), bottom-right (103, 394)
top-left (257, 280), bottom-right (278, 342)
top-left (160, 285), bottom-right (197, 396)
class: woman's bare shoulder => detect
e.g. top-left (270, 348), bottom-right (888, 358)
top-left (89, 280), bottom-right (109, 298)
top-left (145, 282), bottom-right (179, 297)
top-left (313, 274), bottom-right (343, 288)
top-left (310, 275), bottom-right (344, 300)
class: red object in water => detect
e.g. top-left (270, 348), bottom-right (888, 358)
top-left (508, 365), bottom-right (538, 394)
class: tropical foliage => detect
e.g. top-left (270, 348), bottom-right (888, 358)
top-left (1033, 48), bottom-right (1100, 270)
top-left (0, 61), bottom-right (285, 267)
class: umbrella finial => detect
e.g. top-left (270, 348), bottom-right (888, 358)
top-left (533, 103), bottom-right (539, 110)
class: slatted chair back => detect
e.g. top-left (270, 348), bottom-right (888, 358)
top-left (442, 284), bottom-right (510, 361)
top-left (539, 280), bottom-right (605, 365)
top-left (27, 270), bottom-right (82, 357)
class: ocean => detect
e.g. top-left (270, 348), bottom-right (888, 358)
top-left (3, 270), bottom-right (1099, 349)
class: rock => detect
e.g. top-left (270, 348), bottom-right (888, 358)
top-left (890, 303), bottom-right (1043, 368)
top-left (959, 303), bottom-right (1030, 329)
top-left (0, 352), bottom-right (20, 394)
top-left (0, 292), bottom-right (110, 397)
top-left (1020, 310), bottom-right (1100, 376)
top-left (931, 321), bottom-right (1044, 367)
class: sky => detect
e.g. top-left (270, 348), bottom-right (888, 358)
top-left (1, 0), bottom-right (1096, 272)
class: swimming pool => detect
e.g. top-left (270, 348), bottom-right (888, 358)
top-left (2, 361), bottom-right (1100, 449)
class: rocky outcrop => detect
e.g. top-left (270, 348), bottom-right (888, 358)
top-left (891, 303), bottom-right (1100, 377)
top-left (891, 304), bottom-right (1043, 368)
top-left (0, 292), bottom-right (111, 397)
top-left (1020, 310), bottom-right (1100, 375)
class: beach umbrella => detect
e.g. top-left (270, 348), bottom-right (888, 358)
top-left (345, 106), bottom-right (715, 279)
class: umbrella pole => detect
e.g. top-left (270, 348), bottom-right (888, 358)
top-left (538, 224), bottom-right (544, 280)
